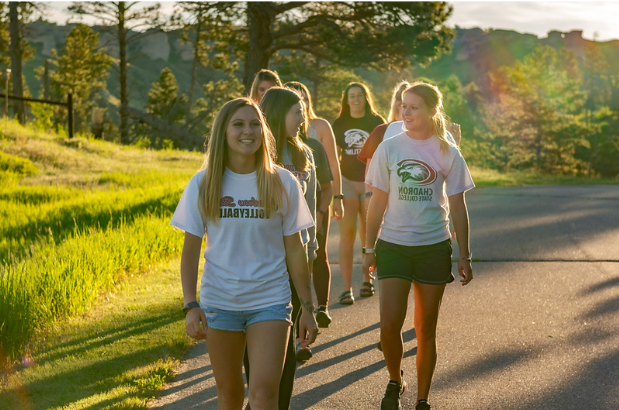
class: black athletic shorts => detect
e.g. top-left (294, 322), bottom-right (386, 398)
top-left (376, 238), bottom-right (455, 284)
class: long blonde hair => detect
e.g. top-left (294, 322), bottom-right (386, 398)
top-left (403, 82), bottom-right (454, 154)
top-left (387, 81), bottom-right (410, 123)
top-left (198, 98), bottom-right (285, 222)
top-left (249, 69), bottom-right (282, 103)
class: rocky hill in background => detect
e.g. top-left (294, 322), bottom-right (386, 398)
top-left (21, 20), bottom-right (619, 112)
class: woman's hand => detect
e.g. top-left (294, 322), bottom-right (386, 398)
top-left (332, 198), bottom-right (343, 220)
top-left (458, 258), bottom-right (473, 286)
top-left (298, 309), bottom-right (318, 348)
top-left (362, 253), bottom-right (376, 280)
top-left (185, 307), bottom-right (208, 340)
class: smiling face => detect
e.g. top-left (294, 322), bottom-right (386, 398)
top-left (285, 102), bottom-right (305, 138)
top-left (347, 86), bottom-right (366, 116)
top-left (401, 91), bottom-right (435, 135)
top-left (257, 80), bottom-right (276, 102)
top-left (225, 106), bottom-right (263, 162)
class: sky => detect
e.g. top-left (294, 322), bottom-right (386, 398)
top-left (43, 1), bottom-right (619, 42)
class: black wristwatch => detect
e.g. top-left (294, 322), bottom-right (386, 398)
top-left (333, 194), bottom-right (344, 200)
top-left (182, 301), bottom-right (200, 315)
top-left (317, 207), bottom-right (328, 215)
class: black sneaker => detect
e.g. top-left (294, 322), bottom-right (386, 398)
top-left (315, 306), bottom-right (332, 328)
top-left (415, 400), bottom-right (432, 410)
top-left (380, 379), bottom-right (407, 410)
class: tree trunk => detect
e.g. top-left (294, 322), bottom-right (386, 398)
top-left (244, 2), bottom-right (275, 93)
top-left (43, 59), bottom-right (50, 100)
top-left (118, 1), bottom-right (130, 144)
top-left (8, 2), bottom-right (25, 124)
top-left (186, 20), bottom-right (202, 124)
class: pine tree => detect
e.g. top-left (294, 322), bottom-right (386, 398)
top-left (146, 67), bottom-right (186, 125)
top-left (47, 23), bottom-right (112, 133)
top-left (68, 1), bottom-right (163, 143)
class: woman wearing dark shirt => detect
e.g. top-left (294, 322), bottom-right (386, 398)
top-left (332, 82), bottom-right (384, 305)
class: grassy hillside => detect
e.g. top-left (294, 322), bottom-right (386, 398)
top-left (0, 119), bottom-right (203, 366)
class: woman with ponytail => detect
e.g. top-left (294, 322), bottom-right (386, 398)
top-left (172, 97), bottom-right (318, 409)
top-left (363, 82), bottom-right (474, 410)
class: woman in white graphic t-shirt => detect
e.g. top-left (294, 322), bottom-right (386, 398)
top-left (363, 82), bottom-right (474, 410)
top-left (171, 97), bottom-right (318, 410)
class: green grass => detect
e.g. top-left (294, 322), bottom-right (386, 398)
top-left (0, 258), bottom-right (197, 410)
top-left (0, 118), bottom-right (202, 365)
top-left (470, 165), bottom-right (619, 188)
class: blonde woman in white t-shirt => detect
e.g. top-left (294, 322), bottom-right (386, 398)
top-left (363, 82), bottom-right (474, 410)
top-left (171, 97), bottom-right (318, 410)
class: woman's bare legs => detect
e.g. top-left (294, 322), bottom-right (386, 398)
top-left (413, 281), bottom-right (446, 402)
top-left (358, 198), bottom-right (371, 283)
top-left (379, 277), bottom-right (412, 382)
top-left (246, 321), bottom-right (290, 410)
top-left (206, 328), bottom-right (247, 410)
top-left (339, 197), bottom-right (360, 292)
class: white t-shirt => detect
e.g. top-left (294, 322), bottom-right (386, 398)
top-left (366, 133), bottom-right (474, 246)
top-left (171, 167), bottom-right (314, 311)
top-left (384, 121), bottom-right (456, 145)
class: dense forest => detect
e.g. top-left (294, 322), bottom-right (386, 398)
top-left (2, 2), bottom-right (619, 177)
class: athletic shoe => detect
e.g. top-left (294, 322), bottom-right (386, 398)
top-left (296, 340), bottom-right (313, 361)
top-left (315, 306), bottom-right (332, 328)
top-left (415, 400), bottom-right (432, 410)
top-left (380, 378), bottom-right (407, 410)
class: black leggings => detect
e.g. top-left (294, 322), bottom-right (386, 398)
top-left (312, 204), bottom-right (331, 307)
top-left (243, 277), bottom-right (300, 410)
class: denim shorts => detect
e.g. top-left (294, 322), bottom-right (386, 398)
top-left (202, 302), bottom-right (293, 332)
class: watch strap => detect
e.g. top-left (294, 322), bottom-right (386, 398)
top-left (317, 207), bottom-right (328, 215)
top-left (182, 301), bottom-right (200, 315)
top-left (333, 194), bottom-right (344, 200)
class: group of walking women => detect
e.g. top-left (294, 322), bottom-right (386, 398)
top-left (171, 68), bottom-right (474, 410)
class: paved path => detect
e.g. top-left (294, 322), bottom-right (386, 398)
top-left (152, 186), bottom-right (619, 410)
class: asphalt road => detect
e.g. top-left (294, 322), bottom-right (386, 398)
top-left (152, 185), bottom-right (619, 410)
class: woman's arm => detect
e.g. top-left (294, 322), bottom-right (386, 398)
top-left (315, 181), bottom-right (333, 231)
top-left (181, 232), bottom-right (208, 339)
top-left (362, 187), bottom-right (388, 276)
top-left (448, 192), bottom-right (473, 285)
top-left (316, 119), bottom-right (343, 220)
top-left (284, 232), bottom-right (318, 347)
top-left (305, 157), bottom-right (318, 261)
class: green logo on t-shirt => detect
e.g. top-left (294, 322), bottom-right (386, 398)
top-left (396, 159), bottom-right (437, 185)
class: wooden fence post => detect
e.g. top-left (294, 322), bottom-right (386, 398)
top-left (68, 93), bottom-right (74, 139)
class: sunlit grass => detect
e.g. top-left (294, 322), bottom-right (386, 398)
top-left (470, 166), bottom-right (619, 188)
top-left (0, 258), bottom-right (196, 410)
top-left (0, 119), bottom-right (203, 364)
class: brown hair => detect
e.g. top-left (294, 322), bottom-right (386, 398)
top-left (336, 82), bottom-right (384, 120)
top-left (260, 87), bottom-right (311, 171)
top-left (250, 69), bottom-right (282, 102)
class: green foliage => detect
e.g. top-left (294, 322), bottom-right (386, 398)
top-left (481, 45), bottom-right (588, 173)
top-left (146, 68), bottom-right (186, 124)
top-left (30, 101), bottom-right (54, 132)
top-left (0, 150), bottom-right (38, 177)
top-left (192, 53), bottom-right (244, 134)
top-left (45, 23), bottom-right (112, 134)
top-left (592, 135), bottom-right (619, 178)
